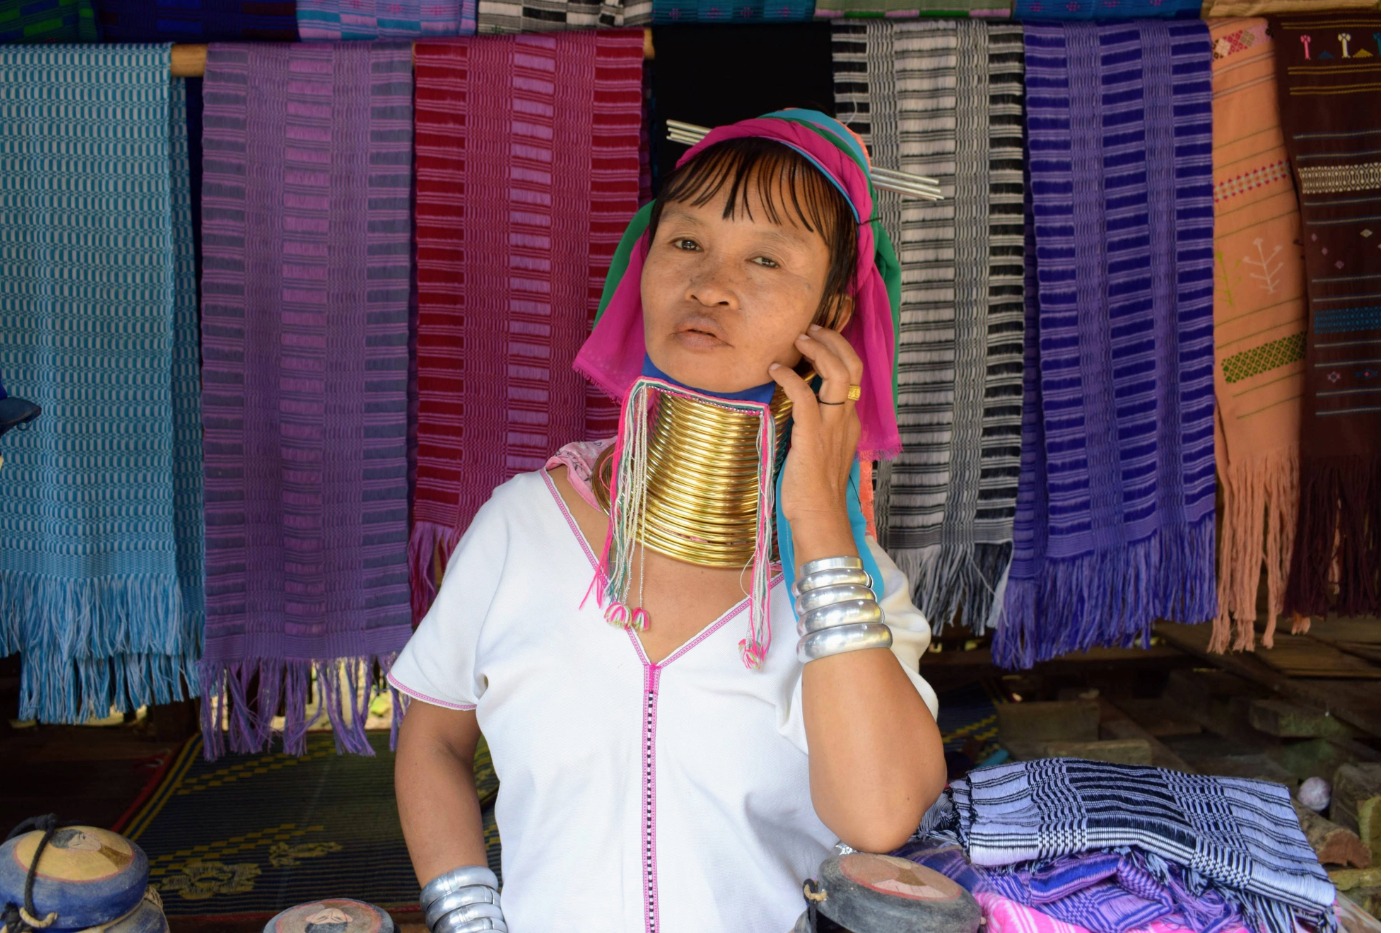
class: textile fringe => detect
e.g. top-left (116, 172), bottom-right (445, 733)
top-left (199, 655), bottom-right (402, 759)
top-left (1212, 448), bottom-right (1299, 653)
top-left (1287, 454), bottom-right (1380, 617)
top-left (896, 542), bottom-right (1014, 636)
top-left (0, 571), bottom-right (198, 722)
top-left (993, 516), bottom-right (1216, 670)
top-left (408, 520), bottom-right (462, 624)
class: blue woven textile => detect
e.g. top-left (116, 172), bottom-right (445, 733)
top-left (1012, 0), bottom-right (1200, 19)
top-left (993, 21), bottom-right (1217, 668)
top-left (296, 0), bottom-right (471, 39)
top-left (0, 45), bottom-right (203, 723)
top-left (916, 759), bottom-right (1338, 933)
top-left (652, 0), bottom-right (813, 21)
top-left (95, 0), bottom-right (296, 41)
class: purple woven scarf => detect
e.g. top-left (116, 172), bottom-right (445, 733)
top-left (995, 21), bottom-right (1217, 667)
top-left (199, 43), bottom-right (415, 757)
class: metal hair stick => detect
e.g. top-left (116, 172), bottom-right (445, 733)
top-left (664, 119), bottom-right (944, 201)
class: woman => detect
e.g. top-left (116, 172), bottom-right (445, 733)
top-left (391, 110), bottom-right (945, 933)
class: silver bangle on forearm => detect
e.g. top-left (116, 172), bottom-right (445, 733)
top-left (797, 621), bottom-right (893, 663)
top-left (421, 866), bottom-right (505, 933)
top-left (795, 582), bottom-right (877, 616)
top-left (793, 566), bottom-right (873, 595)
top-left (798, 599), bottom-right (884, 636)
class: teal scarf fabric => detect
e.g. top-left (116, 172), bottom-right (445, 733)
top-left (0, 46), bottom-right (203, 723)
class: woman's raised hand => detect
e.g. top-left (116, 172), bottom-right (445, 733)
top-left (768, 323), bottom-right (862, 536)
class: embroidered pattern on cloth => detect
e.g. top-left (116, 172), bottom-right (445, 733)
top-left (1208, 16), bottom-right (1308, 652)
top-left (410, 33), bottom-right (644, 621)
top-left (1204, 0), bottom-right (1376, 15)
top-left (1269, 12), bottom-right (1380, 616)
top-left (995, 21), bottom-right (1217, 668)
top-left (198, 43), bottom-right (415, 757)
top-left (833, 20), bottom-right (1025, 634)
top-left (918, 759), bottom-right (1338, 933)
top-left (0, 47), bottom-right (202, 724)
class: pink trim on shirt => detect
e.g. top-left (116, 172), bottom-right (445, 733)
top-left (386, 672), bottom-right (477, 712)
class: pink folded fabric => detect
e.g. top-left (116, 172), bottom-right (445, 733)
top-left (976, 891), bottom-right (1255, 933)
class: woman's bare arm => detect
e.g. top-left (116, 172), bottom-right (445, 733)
top-left (395, 700), bottom-right (491, 885)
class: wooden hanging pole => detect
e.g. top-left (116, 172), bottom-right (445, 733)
top-left (170, 27), bottom-right (654, 76)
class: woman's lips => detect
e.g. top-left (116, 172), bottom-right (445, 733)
top-left (674, 329), bottom-right (727, 349)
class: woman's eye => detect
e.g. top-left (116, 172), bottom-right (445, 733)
top-left (673, 238), bottom-right (700, 251)
top-left (753, 256), bottom-right (779, 269)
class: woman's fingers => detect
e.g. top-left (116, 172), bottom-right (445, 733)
top-left (796, 325), bottom-right (864, 405)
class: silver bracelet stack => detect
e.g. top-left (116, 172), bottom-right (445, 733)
top-left (420, 865), bottom-right (507, 933)
top-left (793, 556), bottom-right (892, 663)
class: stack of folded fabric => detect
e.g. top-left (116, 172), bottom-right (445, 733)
top-left (898, 759), bottom-right (1337, 933)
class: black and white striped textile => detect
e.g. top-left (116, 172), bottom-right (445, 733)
top-left (833, 21), bottom-right (1025, 634)
top-left (920, 758), bottom-right (1339, 933)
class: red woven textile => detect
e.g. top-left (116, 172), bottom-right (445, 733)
top-left (412, 32), bottom-right (644, 620)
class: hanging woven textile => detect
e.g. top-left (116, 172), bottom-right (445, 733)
top-left (410, 32), bottom-right (644, 621)
top-left (995, 21), bottom-right (1217, 668)
top-left (198, 43), bottom-right (415, 756)
top-left (1011, 0), bottom-right (1199, 19)
top-left (1269, 12), bottom-right (1380, 617)
top-left (297, 0), bottom-right (474, 39)
top-left (818, 1), bottom-right (1009, 19)
top-left (0, 0), bottom-right (98, 40)
top-left (98, 0), bottom-right (296, 40)
top-left (0, 47), bottom-right (203, 723)
top-left (1204, 0), bottom-right (1376, 15)
top-left (476, 0), bottom-right (649, 34)
top-left (832, 20), bottom-right (1025, 635)
top-left (1208, 18), bottom-right (1308, 652)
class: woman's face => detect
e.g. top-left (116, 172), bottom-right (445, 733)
top-left (640, 175), bottom-right (837, 395)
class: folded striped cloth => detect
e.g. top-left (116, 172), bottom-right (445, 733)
top-left (0, 46), bottom-right (202, 723)
top-left (898, 841), bottom-right (1252, 933)
top-left (918, 759), bottom-right (1337, 933)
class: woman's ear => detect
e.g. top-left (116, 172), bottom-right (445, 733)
top-left (829, 295), bottom-right (855, 334)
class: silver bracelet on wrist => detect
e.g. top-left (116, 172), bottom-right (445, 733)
top-left (798, 599), bottom-right (884, 636)
top-left (421, 866), bottom-right (503, 933)
top-left (793, 566), bottom-right (872, 595)
top-left (438, 912), bottom-right (509, 933)
top-left (799, 555), bottom-right (865, 575)
top-left (797, 621), bottom-right (893, 663)
top-left (426, 888), bottom-right (502, 929)
top-left (794, 582), bottom-right (877, 616)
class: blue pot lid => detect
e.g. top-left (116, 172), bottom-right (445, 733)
top-left (0, 827), bottom-right (149, 930)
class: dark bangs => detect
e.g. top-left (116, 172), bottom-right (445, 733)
top-left (650, 137), bottom-right (859, 328)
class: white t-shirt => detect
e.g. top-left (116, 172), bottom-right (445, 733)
top-left (389, 468), bottom-right (938, 933)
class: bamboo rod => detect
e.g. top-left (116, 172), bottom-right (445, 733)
top-left (171, 26), bottom-right (654, 76)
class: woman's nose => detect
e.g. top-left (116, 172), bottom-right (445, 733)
top-left (686, 256), bottom-right (738, 307)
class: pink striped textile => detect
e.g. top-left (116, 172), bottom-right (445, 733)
top-left (411, 32), bottom-right (644, 620)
